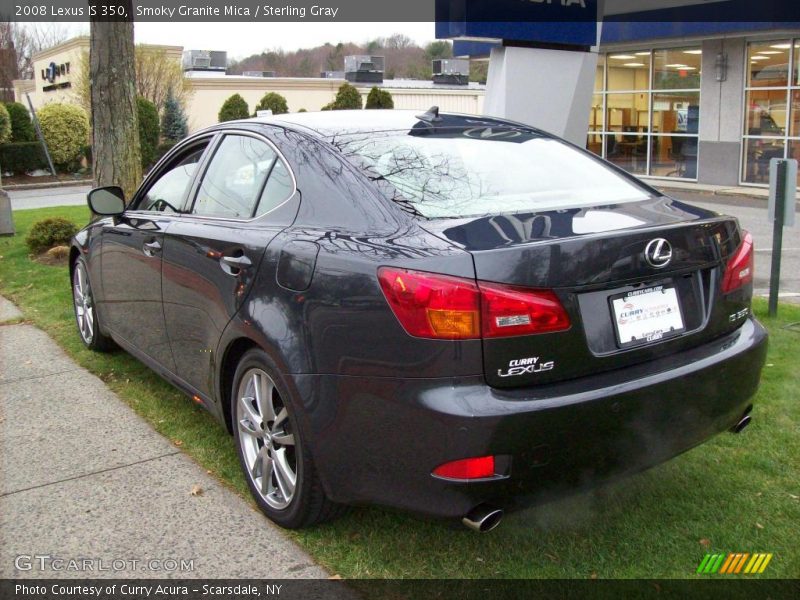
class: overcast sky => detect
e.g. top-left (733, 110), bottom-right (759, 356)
top-left (57, 22), bottom-right (437, 59)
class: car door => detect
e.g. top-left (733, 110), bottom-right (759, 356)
top-left (99, 140), bottom-right (212, 370)
top-left (161, 131), bottom-right (298, 398)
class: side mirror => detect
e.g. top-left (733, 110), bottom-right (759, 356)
top-left (87, 186), bottom-right (126, 216)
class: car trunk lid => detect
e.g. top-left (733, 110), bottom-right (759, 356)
top-left (421, 198), bottom-right (749, 388)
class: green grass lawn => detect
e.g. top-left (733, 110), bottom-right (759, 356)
top-left (1, 205), bottom-right (799, 579)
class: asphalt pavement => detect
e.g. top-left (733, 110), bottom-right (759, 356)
top-left (0, 296), bottom-right (328, 579)
top-left (6, 184), bottom-right (91, 210)
top-left (663, 189), bottom-right (800, 304)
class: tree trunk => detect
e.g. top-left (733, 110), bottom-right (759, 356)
top-left (90, 2), bottom-right (141, 200)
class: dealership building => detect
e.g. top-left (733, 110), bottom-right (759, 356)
top-left (441, 6), bottom-right (800, 190)
top-left (589, 25), bottom-right (800, 188)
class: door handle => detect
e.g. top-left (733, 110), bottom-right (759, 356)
top-left (143, 239), bottom-right (161, 256)
top-left (220, 254), bottom-right (252, 268)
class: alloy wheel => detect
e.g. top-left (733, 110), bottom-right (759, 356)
top-left (73, 262), bottom-right (94, 344)
top-left (236, 368), bottom-right (297, 510)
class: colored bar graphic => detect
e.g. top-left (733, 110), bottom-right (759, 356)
top-left (700, 553), bottom-right (773, 575)
top-left (759, 554), bottom-right (773, 573)
top-left (744, 554), bottom-right (759, 573)
top-left (734, 553), bottom-right (749, 573)
top-left (719, 553), bottom-right (736, 574)
top-left (696, 554), bottom-right (712, 574)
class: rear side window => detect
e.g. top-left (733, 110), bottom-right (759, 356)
top-left (192, 135), bottom-right (291, 219)
top-left (334, 128), bottom-right (651, 218)
top-left (255, 158), bottom-right (293, 217)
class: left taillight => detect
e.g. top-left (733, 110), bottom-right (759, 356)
top-left (721, 231), bottom-right (754, 294)
top-left (377, 267), bottom-right (570, 340)
top-left (377, 268), bottom-right (481, 339)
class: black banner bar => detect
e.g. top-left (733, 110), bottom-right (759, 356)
top-left (1, 0), bottom-right (800, 23)
top-left (2, 579), bottom-right (800, 600)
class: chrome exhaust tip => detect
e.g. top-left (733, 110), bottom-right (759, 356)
top-left (462, 504), bottom-right (503, 533)
top-left (731, 414), bottom-right (751, 434)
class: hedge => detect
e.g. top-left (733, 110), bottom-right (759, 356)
top-left (254, 92), bottom-right (288, 116)
top-left (218, 94), bottom-right (249, 122)
top-left (36, 104), bottom-right (90, 169)
top-left (137, 97), bottom-right (160, 169)
top-left (365, 87), bottom-right (394, 109)
top-left (5, 102), bottom-right (35, 142)
top-left (0, 104), bottom-right (10, 144)
top-left (0, 142), bottom-right (50, 175)
top-left (25, 217), bottom-right (78, 254)
top-left (330, 83), bottom-right (362, 110)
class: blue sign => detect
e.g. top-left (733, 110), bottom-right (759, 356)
top-left (435, 0), bottom-right (599, 47)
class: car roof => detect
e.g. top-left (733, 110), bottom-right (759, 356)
top-left (244, 109), bottom-right (545, 139)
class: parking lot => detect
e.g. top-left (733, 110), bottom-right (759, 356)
top-left (664, 189), bottom-right (800, 304)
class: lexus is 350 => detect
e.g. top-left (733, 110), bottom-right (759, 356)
top-left (71, 110), bottom-right (767, 532)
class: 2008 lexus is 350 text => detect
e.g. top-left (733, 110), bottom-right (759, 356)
top-left (71, 109), bottom-right (767, 532)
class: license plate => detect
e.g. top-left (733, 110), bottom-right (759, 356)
top-left (611, 285), bottom-right (685, 348)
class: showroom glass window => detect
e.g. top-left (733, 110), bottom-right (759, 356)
top-left (742, 40), bottom-right (800, 186)
top-left (588, 47), bottom-right (701, 180)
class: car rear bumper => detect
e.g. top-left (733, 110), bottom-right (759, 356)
top-left (292, 317), bottom-right (768, 519)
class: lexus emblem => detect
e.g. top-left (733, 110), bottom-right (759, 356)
top-left (644, 238), bottom-right (673, 269)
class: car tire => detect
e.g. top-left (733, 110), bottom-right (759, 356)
top-left (72, 257), bottom-right (115, 352)
top-left (232, 348), bottom-right (344, 529)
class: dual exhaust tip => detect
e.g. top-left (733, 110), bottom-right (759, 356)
top-left (462, 504), bottom-right (503, 533)
top-left (731, 405), bottom-right (754, 434)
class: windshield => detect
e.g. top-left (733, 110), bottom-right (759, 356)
top-left (333, 127), bottom-right (652, 219)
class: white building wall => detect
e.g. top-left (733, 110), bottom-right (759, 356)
top-left (186, 77), bottom-right (485, 132)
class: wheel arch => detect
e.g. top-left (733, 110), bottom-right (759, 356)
top-left (218, 336), bottom-right (261, 435)
top-left (69, 245), bottom-right (81, 276)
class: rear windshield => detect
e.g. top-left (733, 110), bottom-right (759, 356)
top-left (332, 127), bottom-right (651, 219)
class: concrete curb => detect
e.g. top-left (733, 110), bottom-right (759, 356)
top-left (0, 296), bottom-right (22, 323)
top-left (654, 181), bottom-right (800, 207)
top-left (3, 179), bottom-right (94, 191)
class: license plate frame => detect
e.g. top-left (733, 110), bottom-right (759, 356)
top-left (609, 284), bottom-right (686, 349)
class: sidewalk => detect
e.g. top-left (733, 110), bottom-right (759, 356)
top-left (0, 296), bottom-right (327, 579)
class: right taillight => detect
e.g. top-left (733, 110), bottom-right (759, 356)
top-left (378, 267), bottom-right (570, 340)
top-left (721, 231), bottom-right (754, 294)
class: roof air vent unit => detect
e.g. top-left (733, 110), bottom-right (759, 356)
top-left (344, 55), bottom-right (384, 84)
top-left (182, 50), bottom-right (227, 72)
top-left (432, 59), bottom-right (470, 85)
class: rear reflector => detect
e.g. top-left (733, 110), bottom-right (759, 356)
top-left (378, 267), bottom-right (570, 340)
top-left (433, 456), bottom-right (495, 480)
top-left (721, 231), bottom-right (754, 294)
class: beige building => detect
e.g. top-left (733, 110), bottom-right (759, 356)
top-left (186, 74), bottom-right (485, 131)
top-left (14, 37), bottom-right (485, 133)
top-left (13, 37), bottom-right (183, 111)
